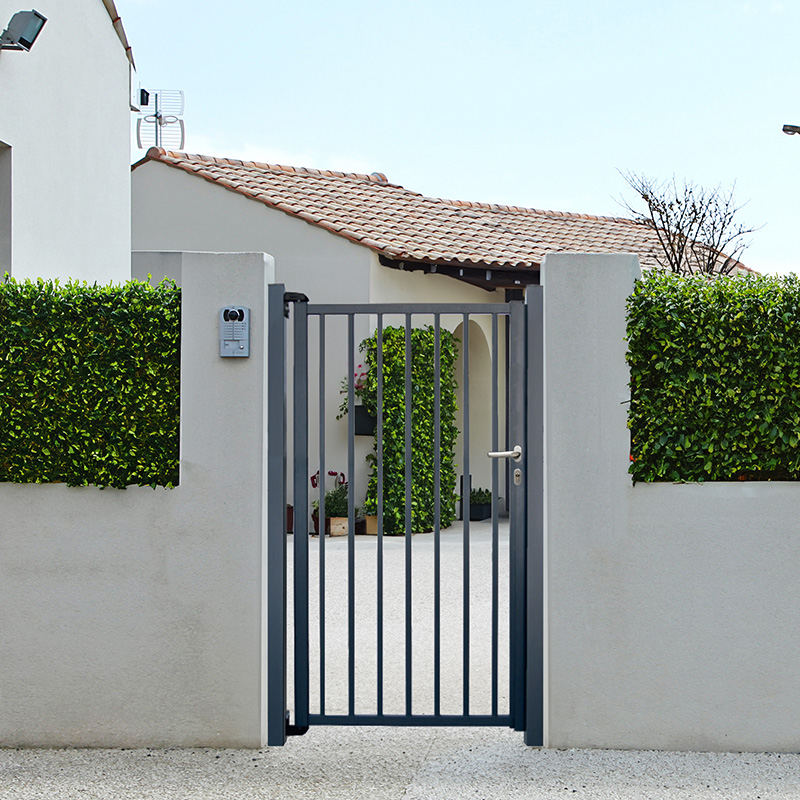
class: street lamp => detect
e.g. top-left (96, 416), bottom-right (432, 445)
top-left (0, 9), bottom-right (46, 51)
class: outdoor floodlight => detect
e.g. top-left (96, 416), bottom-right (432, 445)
top-left (0, 10), bottom-right (46, 51)
top-left (782, 124), bottom-right (800, 136)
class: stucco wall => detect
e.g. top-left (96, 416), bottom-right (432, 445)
top-left (543, 252), bottom-right (800, 752)
top-left (0, 0), bottom-right (131, 282)
top-left (131, 160), bottom-right (375, 300)
top-left (0, 252), bottom-right (275, 747)
top-left (131, 163), bottom-right (510, 520)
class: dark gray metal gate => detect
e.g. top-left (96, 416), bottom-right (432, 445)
top-left (267, 291), bottom-right (542, 746)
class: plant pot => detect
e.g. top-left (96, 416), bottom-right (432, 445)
top-left (354, 404), bottom-right (377, 436)
top-left (329, 517), bottom-right (348, 536)
top-left (312, 516), bottom-right (331, 536)
top-left (469, 503), bottom-right (491, 521)
top-left (361, 516), bottom-right (426, 535)
top-left (355, 517), bottom-right (366, 534)
top-left (286, 504), bottom-right (294, 534)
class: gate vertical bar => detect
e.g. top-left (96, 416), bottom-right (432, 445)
top-left (404, 313), bottom-right (413, 716)
top-left (293, 299), bottom-right (310, 728)
top-left (524, 287), bottom-right (544, 746)
top-left (376, 315), bottom-right (385, 716)
top-left (267, 284), bottom-right (287, 746)
top-left (433, 314), bottom-right (442, 717)
top-left (508, 300), bottom-right (527, 731)
top-left (462, 314), bottom-right (470, 716)
top-left (318, 316), bottom-right (326, 716)
top-left (491, 312), bottom-right (499, 717)
top-left (347, 314), bottom-right (356, 716)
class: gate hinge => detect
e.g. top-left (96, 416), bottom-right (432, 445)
top-left (283, 292), bottom-right (309, 318)
top-left (285, 710), bottom-right (309, 737)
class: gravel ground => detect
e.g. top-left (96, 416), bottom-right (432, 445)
top-left (3, 728), bottom-right (800, 800)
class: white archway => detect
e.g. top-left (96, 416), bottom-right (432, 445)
top-left (453, 318), bottom-right (500, 515)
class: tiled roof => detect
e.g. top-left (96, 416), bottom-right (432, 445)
top-left (136, 148), bottom-right (748, 273)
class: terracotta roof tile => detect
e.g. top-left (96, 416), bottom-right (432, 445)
top-left (134, 148), bottom-right (751, 273)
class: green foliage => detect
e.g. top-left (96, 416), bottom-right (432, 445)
top-left (627, 272), bottom-right (800, 482)
top-left (312, 482), bottom-right (352, 518)
top-left (0, 276), bottom-right (180, 488)
top-left (470, 487), bottom-right (492, 505)
top-left (349, 325), bottom-right (459, 534)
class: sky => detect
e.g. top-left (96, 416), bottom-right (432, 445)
top-left (122, 0), bottom-right (800, 275)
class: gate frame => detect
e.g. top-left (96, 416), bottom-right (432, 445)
top-left (266, 287), bottom-right (543, 746)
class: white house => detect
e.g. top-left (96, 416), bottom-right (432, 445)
top-left (130, 147), bottom-right (673, 297)
top-left (0, 0), bottom-right (134, 283)
top-left (131, 147), bottom-right (674, 504)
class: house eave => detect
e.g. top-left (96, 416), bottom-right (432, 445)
top-left (378, 255), bottom-right (540, 291)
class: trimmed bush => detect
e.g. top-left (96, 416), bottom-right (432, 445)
top-left (627, 272), bottom-right (800, 482)
top-left (470, 487), bottom-right (492, 505)
top-left (0, 276), bottom-right (180, 488)
top-left (346, 325), bottom-right (459, 534)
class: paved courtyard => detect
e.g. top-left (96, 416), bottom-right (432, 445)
top-left (3, 731), bottom-right (800, 799)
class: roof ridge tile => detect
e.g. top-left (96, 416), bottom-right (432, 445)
top-left (146, 149), bottom-right (402, 187)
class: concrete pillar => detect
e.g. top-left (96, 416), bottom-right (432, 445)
top-left (0, 251), bottom-right (276, 747)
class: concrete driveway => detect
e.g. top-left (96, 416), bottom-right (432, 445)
top-left (3, 731), bottom-right (800, 799)
top-left (289, 519), bottom-right (511, 718)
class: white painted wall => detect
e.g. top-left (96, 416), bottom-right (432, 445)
top-left (0, 0), bottom-right (131, 282)
top-left (543, 252), bottom-right (800, 752)
top-left (131, 160), bottom-right (375, 300)
top-left (0, 252), bottom-right (275, 747)
top-left (132, 162), bottom-right (509, 524)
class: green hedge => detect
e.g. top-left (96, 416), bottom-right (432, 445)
top-left (627, 272), bottom-right (800, 482)
top-left (349, 325), bottom-right (459, 534)
top-left (0, 277), bottom-right (180, 488)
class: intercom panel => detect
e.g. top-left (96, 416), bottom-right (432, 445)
top-left (219, 306), bottom-right (250, 357)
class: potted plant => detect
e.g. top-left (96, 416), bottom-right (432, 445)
top-left (311, 471), bottom-right (360, 536)
top-left (336, 363), bottom-right (377, 436)
top-left (469, 487), bottom-right (492, 521)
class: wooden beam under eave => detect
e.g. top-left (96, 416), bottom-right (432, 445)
top-left (378, 255), bottom-right (540, 290)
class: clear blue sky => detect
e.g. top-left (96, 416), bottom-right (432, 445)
top-left (123, 0), bottom-right (800, 275)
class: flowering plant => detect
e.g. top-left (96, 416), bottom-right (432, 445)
top-left (310, 471), bottom-right (355, 519)
top-left (310, 469), bottom-right (346, 489)
top-left (354, 363), bottom-right (368, 391)
top-left (336, 362), bottom-right (371, 419)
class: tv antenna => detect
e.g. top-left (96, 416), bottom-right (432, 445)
top-left (136, 89), bottom-right (185, 149)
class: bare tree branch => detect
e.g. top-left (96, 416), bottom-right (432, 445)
top-left (617, 172), bottom-right (760, 276)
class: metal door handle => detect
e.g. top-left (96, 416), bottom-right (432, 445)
top-left (487, 445), bottom-right (522, 461)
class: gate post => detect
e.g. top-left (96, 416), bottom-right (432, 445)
top-left (525, 286), bottom-right (545, 746)
top-left (266, 283), bottom-right (288, 746)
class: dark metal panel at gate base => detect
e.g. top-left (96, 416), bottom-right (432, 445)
top-left (274, 299), bottom-right (541, 739)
